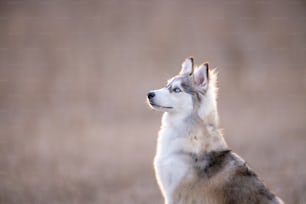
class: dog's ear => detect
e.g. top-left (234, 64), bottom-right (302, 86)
top-left (194, 62), bottom-right (209, 90)
top-left (180, 57), bottom-right (194, 75)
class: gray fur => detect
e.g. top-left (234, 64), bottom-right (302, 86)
top-left (170, 150), bottom-right (283, 204)
top-left (188, 150), bottom-right (281, 204)
top-left (193, 150), bottom-right (232, 179)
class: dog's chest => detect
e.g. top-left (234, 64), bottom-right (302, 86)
top-left (154, 127), bottom-right (200, 193)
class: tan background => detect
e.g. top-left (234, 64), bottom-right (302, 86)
top-left (0, 0), bottom-right (306, 203)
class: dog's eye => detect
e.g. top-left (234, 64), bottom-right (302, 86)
top-left (173, 87), bottom-right (182, 93)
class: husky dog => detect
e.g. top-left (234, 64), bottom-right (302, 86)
top-left (147, 57), bottom-right (284, 204)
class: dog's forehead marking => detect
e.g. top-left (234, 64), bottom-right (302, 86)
top-left (167, 75), bottom-right (190, 88)
top-left (170, 79), bottom-right (182, 87)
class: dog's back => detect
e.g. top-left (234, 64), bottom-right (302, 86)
top-left (173, 150), bottom-right (283, 204)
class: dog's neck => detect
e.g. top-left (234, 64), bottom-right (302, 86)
top-left (161, 111), bottom-right (228, 153)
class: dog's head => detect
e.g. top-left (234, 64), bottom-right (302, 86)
top-left (147, 57), bottom-right (218, 120)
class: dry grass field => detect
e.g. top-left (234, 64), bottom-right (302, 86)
top-left (0, 1), bottom-right (306, 203)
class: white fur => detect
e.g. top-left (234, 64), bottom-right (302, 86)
top-left (154, 113), bottom-right (201, 204)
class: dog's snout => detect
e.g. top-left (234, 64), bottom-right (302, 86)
top-left (147, 92), bottom-right (155, 99)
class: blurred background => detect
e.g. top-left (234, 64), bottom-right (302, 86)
top-left (0, 0), bottom-right (306, 203)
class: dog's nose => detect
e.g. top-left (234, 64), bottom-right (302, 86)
top-left (147, 92), bottom-right (155, 99)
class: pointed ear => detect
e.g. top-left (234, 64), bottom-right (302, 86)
top-left (180, 57), bottom-right (194, 75)
top-left (194, 62), bottom-right (209, 90)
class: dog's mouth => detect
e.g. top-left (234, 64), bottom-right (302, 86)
top-left (149, 101), bottom-right (173, 110)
